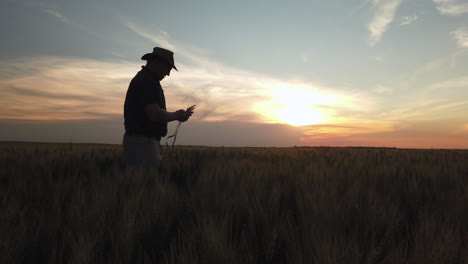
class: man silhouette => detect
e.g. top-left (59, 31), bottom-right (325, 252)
top-left (123, 47), bottom-right (192, 172)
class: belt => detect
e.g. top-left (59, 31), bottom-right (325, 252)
top-left (125, 131), bottom-right (161, 141)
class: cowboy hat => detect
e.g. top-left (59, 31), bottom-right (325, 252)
top-left (141, 47), bottom-right (178, 71)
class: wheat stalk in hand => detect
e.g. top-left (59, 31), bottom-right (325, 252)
top-left (166, 105), bottom-right (196, 149)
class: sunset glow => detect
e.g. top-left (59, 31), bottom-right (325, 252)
top-left (264, 87), bottom-right (332, 126)
top-left (274, 105), bottom-right (323, 127)
top-left (1, 1), bottom-right (468, 148)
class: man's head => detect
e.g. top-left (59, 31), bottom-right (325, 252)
top-left (145, 57), bottom-right (173, 81)
top-left (141, 47), bottom-right (178, 81)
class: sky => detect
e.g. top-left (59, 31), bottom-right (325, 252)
top-left (1, 0), bottom-right (468, 148)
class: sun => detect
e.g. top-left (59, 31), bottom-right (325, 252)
top-left (264, 87), bottom-right (331, 126)
top-left (274, 104), bottom-right (323, 126)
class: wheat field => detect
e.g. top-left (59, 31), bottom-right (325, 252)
top-left (0, 142), bottom-right (467, 263)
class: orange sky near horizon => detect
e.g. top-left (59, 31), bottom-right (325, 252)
top-left (0, 56), bottom-right (467, 148)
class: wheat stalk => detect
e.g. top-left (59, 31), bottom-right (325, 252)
top-left (166, 105), bottom-right (196, 150)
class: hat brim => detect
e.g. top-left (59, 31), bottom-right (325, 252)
top-left (141, 53), bottom-right (178, 71)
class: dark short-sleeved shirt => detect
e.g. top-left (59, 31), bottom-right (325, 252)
top-left (124, 66), bottom-right (167, 137)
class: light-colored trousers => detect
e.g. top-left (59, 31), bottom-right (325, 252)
top-left (122, 135), bottom-right (162, 174)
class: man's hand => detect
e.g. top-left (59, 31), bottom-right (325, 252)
top-left (176, 109), bottom-right (192, 122)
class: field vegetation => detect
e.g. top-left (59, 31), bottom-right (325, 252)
top-left (0, 142), bottom-right (467, 263)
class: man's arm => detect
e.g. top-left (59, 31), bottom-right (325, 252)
top-left (145, 104), bottom-right (192, 123)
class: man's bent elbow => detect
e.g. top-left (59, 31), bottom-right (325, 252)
top-left (145, 104), bottom-right (167, 123)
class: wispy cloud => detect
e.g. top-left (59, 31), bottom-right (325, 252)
top-left (373, 55), bottom-right (384, 62)
top-left (376, 97), bottom-right (468, 122)
top-left (400, 15), bottom-right (419, 25)
top-left (42, 8), bottom-right (71, 24)
top-left (124, 22), bottom-right (175, 51)
top-left (165, 64), bottom-right (374, 125)
top-left (451, 27), bottom-right (468, 48)
top-left (404, 49), bottom-right (468, 83)
top-left (39, 6), bottom-right (103, 39)
top-left (433, 0), bottom-right (468, 16)
top-left (429, 75), bottom-right (468, 89)
top-left (0, 56), bottom-right (135, 120)
top-left (374, 84), bottom-right (393, 94)
top-left (0, 53), bottom-right (374, 130)
top-left (122, 21), bottom-right (376, 125)
top-left (300, 119), bottom-right (468, 148)
top-left (348, 0), bottom-right (372, 17)
top-left (367, 0), bottom-right (403, 46)
top-left (123, 21), bottom-right (215, 69)
top-left (302, 121), bottom-right (395, 139)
